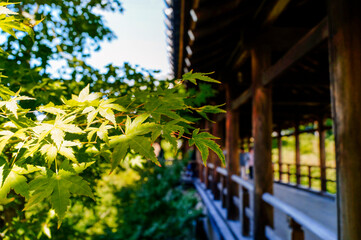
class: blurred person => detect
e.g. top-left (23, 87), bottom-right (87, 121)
top-left (248, 147), bottom-right (254, 179)
top-left (239, 147), bottom-right (249, 179)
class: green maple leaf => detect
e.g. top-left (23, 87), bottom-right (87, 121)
top-left (111, 143), bottom-right (128, 172)
top-left (86, 121), bottom-right (113, 145)
top-left (0, 130), bottom-right (14, 153)
top-left (150, 106), bottom-right (190, 123)
top-left (182, 70), bottom-right (220, 85)
top-left (0, 94), bottom-right (34, 118)
top-left (8, 115), bottom-right (36, 128)
top-left (38, 102), bottom-right (66, 115)
top-left (125, 114), bottom-right (155, 136)
top-left (162, 121), bottom-right (184, 150)
top-left (109, 114), bottom-right (160, 171)
top-left (128, 136), bottom-right (159, 165)
top-left (144, 93), bottom-right (189, 123)
top-left (111, 137), bottom-right (160, 172)
top-left (188, 129), bottom-right (225, 166)
top-left (97, 121), bottom-right (113, 144)
top-left (195, 104), bottom-right (226, 122)
top-left (40, 144), bottom-right (58, 167)
top-left (72, 161), bottom-right (95, 173)
top-left (71, 84), bottom-right (102, 103)
top-left (58, 141), bottom-right (80, 163)
top-left (0, 163), bottom-right (42, 204)
top-left (0, 13), bottom-right (35, 41)
top-left (0, 83), bottom-right (15, 100)
top-left (83, 99), bottom-right (125, 127)
top-left (25, 161), bottom-right (93, 227)
top-left (32, 115), bottom-right (84, 148)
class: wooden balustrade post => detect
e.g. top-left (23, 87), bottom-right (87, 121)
top-left (295, 121), bottom-right (301, 185)
top-left (289, 218), bottom-right (305, 240)
top-left (204, 164), bottom-right (209, 187)
top-left (308, 166), bottom-right (312, 188)
top-left (328, 0), bottom-right (361, 238)
top-left (213, 170), bottom-right (221, 200)
top-left (278, 130), bottom-right (283, 182)
top-left (318, 117), bottom-right (327, 192)
top-left (225, 82), bottom-right (240, 220)
top-left (288, 164), bottom-right (291, 183)
top-left (206, 169), bottom-right (212, 190)
top-left (241, 187), bottom-right (250, 236)
top-left (251, 46), bottom-right (273, 239)
top-left (221, 175), bottom-right (227, 208)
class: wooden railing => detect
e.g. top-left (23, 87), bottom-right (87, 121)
top-left (273, 162), bottom-right (336, 194)
top-left (263, 193), bottom-right (337, 240)
top-left (231, 174), bottom-right (253, 236)
top-left (216, 166), bottom-right (228, 208)
top-left (195, 162), bottom-right (335, 240)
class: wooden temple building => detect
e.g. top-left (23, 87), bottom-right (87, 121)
top-left (165, 0), bottom-right (361, 239)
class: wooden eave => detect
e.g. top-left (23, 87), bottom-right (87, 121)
top-left (169, 0), bottom-right (331, 135)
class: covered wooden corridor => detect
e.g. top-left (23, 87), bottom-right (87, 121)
top-left (191, 170), bottom-right (336, 240)
top-left (166, 0), bottom-right (361, 239)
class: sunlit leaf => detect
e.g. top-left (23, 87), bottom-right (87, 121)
top-left (189, 129), bottom-right (225, 166)
top-left (182, 70), bottom-right (220, 85)
top-left (26, 164), bottom-right (93, 227)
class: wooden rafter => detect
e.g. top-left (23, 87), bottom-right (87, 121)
top-left (262, 17), bottom-right (328, 86)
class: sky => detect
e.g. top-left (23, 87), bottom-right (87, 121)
top-left (86, 0), bottom-right (171, 79)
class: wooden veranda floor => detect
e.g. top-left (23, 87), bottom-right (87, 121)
top-left (193, 179), bottom-right (337, 240)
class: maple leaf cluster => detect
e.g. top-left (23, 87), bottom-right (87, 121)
top-left (0, 2), bottom-right (226, 226)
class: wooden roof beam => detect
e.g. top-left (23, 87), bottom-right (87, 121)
top-left (232, 50), bottom-right (249, 70)
top-left (225, 17), bottom-right (330, 115)
top-left (192, 31), bottom-right (236, 52)
top-left (262, 17), bottom-right (328, 86)
top-left (273, 101), bottom-right (330, 107)
top-left (192, 14), bottom-right (242, 40)
top-left (253, 0), bottom-right (291, 26)
top-left (196, 0), bottom-right (242, 23)
top-left (260, 27), bottom-right (309, 51)
top-left (232, 88), bottom-right (252, 110)
top-left (264, 0), bottom-right (291, 25)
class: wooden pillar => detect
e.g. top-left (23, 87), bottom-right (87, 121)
top-left (251, 47), bottom-right (273, 239)
top-left (295, 122), bottom-right (301, 185)
top-left (225, 82), bottom-right (240, 220)
top-left (328, 0), bottom-right (361, 238)
top-left (277, 130), bottom-right (283, 182)
top-left (318, 117), bottom-right (327, 192)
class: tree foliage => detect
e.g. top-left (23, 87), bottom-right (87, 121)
top-left (0, 1), bottom-right (225, 232)
top-left (95, 159), bottom-right (203, 240)
top-left (0, 0), bottom-right (123, 108)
